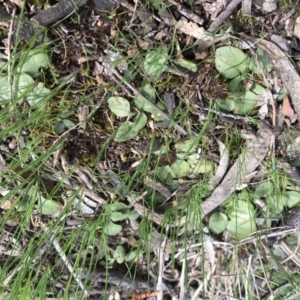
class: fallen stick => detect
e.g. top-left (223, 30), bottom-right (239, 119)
top-left (208, 0), bottom-right (242, 32)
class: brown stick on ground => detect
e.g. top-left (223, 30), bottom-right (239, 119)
top-left (208, 0), bottom-right (242, 32)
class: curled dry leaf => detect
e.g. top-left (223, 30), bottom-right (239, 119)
top-left (78, 105), bottom-right (89, 130)
top-left (208, 139), bottom-right (229, 189)
top-left (281, 96), bottom-right (295, 117)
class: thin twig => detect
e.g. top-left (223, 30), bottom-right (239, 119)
top-left (127, 0), bottom-right (138, 29)
top-left (51, 234), bottom-right (89, 297)
top-left (7, 7), bottom-right (16, 102)
top-left (156, 229), bottom-right (168, 300)
top-left (208, 0), bottom-right (242, 32)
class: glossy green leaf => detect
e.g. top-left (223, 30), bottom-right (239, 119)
top-left (103, 221), bottom-right (122, 236)
top-left (113, 245), bottom-right (126, 264)
top-left (108, 96), bottom-right (136, 117)
top-left (37, 197), bottom-right (61, 215)
top-left (215, 46), bottom-right (249, 79)
top-left (144, 50), bottom-right (168, 77)
top-left (209, 212), bottom-right (228, 234)
top-left (170, 159), bottom-right (190, 178)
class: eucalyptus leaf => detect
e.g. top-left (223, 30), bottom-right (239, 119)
top-left (215, 46), bottom-right (249, 79)
top-left (108, 96), bottom-right (136, 117)
top-left (103, 221), bottom-right (122, 236)
top-left (170, 159), bottom-right (190, 178)
top-left (144, 50), bottom-right (168, 78)
top-left (37, 197), bottom-right (61, 215)
top-left (113, 245), bottom-right (125, 264)
top-left (209, 212), bottom-right (228, 234)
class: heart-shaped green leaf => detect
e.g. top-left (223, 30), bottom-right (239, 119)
top-left (170, 159), bottom-right (190, 178)
top-left (103, 221), bottom-right (122, 236)
top-left (113, 245), bottom-right (126, 264)
top-left (144, 49), bottom-right (168, 78)
top-left (38, 197), bottom-right (61, 215)
top-left (108, 96), bottom-right (136, 117)
top-left (209, 212), bottom-right (228, 234)
top-left (18, 50), bottom-right (50, 78)
top-left (215, 46), bottom-right (249, 79)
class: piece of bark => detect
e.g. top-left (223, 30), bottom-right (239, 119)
top-left (208, 0), bottom-right (242, 32)
top-left (177, 123), bottom-right (272, 227)
top-left (242, 0), bottom-right (252, 16)
top-left (200, 123), bottom-right (272, 217)
top-left (31, 0), bottom-right (87, 26)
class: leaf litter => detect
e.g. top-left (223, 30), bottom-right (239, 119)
top-left (1, 0), bottom-right (300, 299)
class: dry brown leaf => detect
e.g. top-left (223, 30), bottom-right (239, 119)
top-left (282, 96), bottom-right (295, 117)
